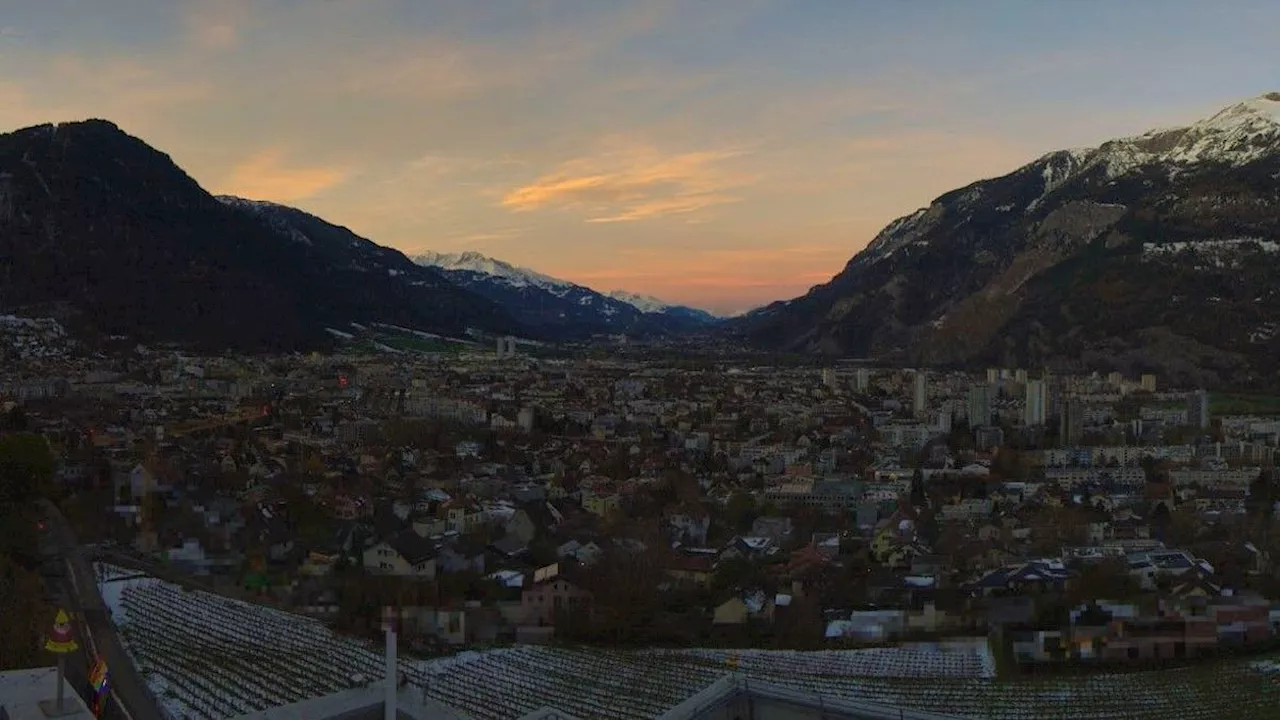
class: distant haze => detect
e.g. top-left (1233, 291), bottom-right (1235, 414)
top-left (1, 1), bottom-right (1278, 314)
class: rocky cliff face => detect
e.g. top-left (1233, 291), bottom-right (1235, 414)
top-left (737, 94), bottom-right (1280, 388)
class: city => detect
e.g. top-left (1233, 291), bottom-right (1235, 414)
top-left (5, 2), bottom-right (1280, 719)
top-left (4, 331), bottom-right (1280, 718)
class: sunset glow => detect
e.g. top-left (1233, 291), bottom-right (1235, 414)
top-left (2, 1), bottom-right (1279, 314)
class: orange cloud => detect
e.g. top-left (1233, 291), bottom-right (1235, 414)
top-left (218, 149), bottom-right (349, 203)
top-left (183, 0), bottom-right (250, 50)
top-left (501, 141), bottom-right (756, 223)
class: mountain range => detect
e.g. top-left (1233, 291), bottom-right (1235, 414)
top-left (0, 119), bottom-right (716, 351)
top-left (412, 251), bottom-right (718, 339)
top-left (6, 94), bottom-right (1280, 378)
top-left (736, 93), bottom-right (1280, 388)
top-left (0, 120), bottom-right (523, 351)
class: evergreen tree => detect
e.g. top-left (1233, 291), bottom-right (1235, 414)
top-left (1247, 469), bottom-right (1277, 522)
top-left (910, 466), bottom-right (927, 509)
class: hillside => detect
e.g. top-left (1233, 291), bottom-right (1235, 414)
top-left (736, 93), bottom-right (1280, 388)
top-left (0, 120), bottom-right (518, 351)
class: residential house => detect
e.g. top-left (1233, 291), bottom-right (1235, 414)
top-left (582, 492), bottom-right (622, 518)
top-left (521, 564), bottom-right (592, 627)
top-left (967, 560), bottom-right (1072, 597)
top-left (504, 509), bottom-right (538, 545)
top-left (666, 506), bottom-right (711, 545)
top-left (665, 554), bottom-right (715, 588)
top-left (750, 516), bottom-right (794, 544)
top-left (446, 503), bottom-right (487, 534)
top-left (712, 591), bottom-right (775, 625)
top-left (363, 530), bottom-right (438, 579)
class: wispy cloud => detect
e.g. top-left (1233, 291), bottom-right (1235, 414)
top-left (182, 0), bottom-right (251, 50)
top-left (501, 139), bottom-right (757, 223)
top-left (218, 149), bottom-right (349, 203)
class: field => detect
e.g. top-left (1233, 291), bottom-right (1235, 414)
top-left (97, 565), bottom-right (427, 719)
top-left (1211, 392), bottom-right (1280, 416)
top-left (96, 564), bottom-right (1280, 720)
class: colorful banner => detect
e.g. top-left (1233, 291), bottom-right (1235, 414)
top-left (89, 659), bottom-right (111, 718)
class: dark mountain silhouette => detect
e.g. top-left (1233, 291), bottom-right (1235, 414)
top-left (0, 120), bottom-right (519, 351)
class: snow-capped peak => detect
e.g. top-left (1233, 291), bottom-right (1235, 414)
top-left (849, 92), bottom-right (1280, 272)
top-left (1194, 93), bottom-right (1280, 133)
top-left (605, 290), bottom-right (674, 314)
top-left (1090, 92), bottom-right (1280, 174)
top-left (413, 251), bottom-right (572, 291)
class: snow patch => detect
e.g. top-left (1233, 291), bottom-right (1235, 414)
top-left (605, 289), bottom-right (674, 314)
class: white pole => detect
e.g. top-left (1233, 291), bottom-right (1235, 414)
top-left (385, 625), bottom-right (397, 720)
top-left (56, 654), bottom-right (65, 712)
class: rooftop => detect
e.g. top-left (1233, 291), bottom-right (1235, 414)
top-left (0, 667), bottom-right (95, 720)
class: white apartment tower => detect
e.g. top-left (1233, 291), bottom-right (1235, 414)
top-left (1024, 379), bottom-right (1048, 426)
top-left (822, 367), bottom-right (837, 391)
top-left (967, 384), bottom-right (993, 428)
top-left (913, 371), bottom-right (928, 419)
top-left (1189, 390), bottom-right (1210, 429)
top-left (855, 368), bottom-right (871, 392)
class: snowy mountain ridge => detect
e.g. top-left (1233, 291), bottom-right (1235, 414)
top-left (414, 250), bottom-right (712, 316)
top-left (413, 250), bottom-right (574, 294)
top-left (604, 289), bottom-right (676, 314)
top-left (411, 250), bottom-right (720, 337)
top-left (857, 93), bottom-right (1280, 268)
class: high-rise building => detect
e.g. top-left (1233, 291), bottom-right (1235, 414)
top-left (518, 406), bottom-right (536, 433)
top-left (1024, 379), bottom-right (1048, 426)
top-left (986, 368), bottom-right (999, 385)
top-left (913, 371), bottom-right (928, 418)
top-left (822, 367), bottom-right (837, 390)
top-left (1140, 373), bottom-right (1157, 393)
top-left (1059, 398), bottom-right (1084, 446)
top-left (967, 384), bottom-right (992, 428)
top-left (1188, 390), bottom-right (1210, 429)
top-left (854, 368), bottom-right (871, 392)
top-left (1107, 371), bottom-right (1123, 387)
top-left (495, 337), bottom-right (506, 358)
top-left (1014, 368), bottom-right (1028, 384)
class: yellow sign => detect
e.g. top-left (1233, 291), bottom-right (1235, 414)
top-left (45, 609), bottom-right (79, 654)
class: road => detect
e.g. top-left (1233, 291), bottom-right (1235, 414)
top-left (39, 499), bottom-right (166, 720)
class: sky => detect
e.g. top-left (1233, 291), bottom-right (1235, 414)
top-left (1, 1), bottom-right (1279, 315)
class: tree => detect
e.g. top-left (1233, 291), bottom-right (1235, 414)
top-left (0, 432), bottom-right (55, 504)
top-left (1067, 558), bottom-right (1141, 605)
top-left (1247, 469), bottom-right (1277, 522)
top-left (724, 492), bottom-right (758, 535)
top-left (0, 555), bottom-right (46, 670)
top-left (917, 509), bottom-right (940, 548)
top-left (0, 405), bottom-right (27, 433)
top-left (910, 467), bottom-right (927, 509)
